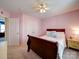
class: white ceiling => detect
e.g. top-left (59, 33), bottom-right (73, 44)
top-left (0, 0), bottom-right (79, 19)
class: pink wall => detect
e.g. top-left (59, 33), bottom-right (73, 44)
top-left (0, 8), bottom-right (9, 17)
top-left (42, 10), bottom-right (79, 38)
top-left (21, 14), bottom-right (42, 45)
top-left (9, 12), bottom-right (22, 18)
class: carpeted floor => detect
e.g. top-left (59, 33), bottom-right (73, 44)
top-left (8, 46), bottom-right (79, 59)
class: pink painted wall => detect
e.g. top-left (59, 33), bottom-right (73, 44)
top-left (42, 10), bottom-right (79, 38)
top-left (0, 8), bottom-right (9, 17)
top-left (9, 12), bottom-right (22, 18)
top-left (21, 14), bottom-right (42, 45)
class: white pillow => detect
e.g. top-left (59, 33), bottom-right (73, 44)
top-left (46, 31), bottom-right (52, 37)
top-left (46, 31), bottom-right (57, 38)
top-left (51, 31), bottom-right (57, 38)
top-left (56, 32), bottom-right (65, 39)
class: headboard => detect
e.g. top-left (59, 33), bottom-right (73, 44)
top-left (47, 29), bottom-right (65, 32)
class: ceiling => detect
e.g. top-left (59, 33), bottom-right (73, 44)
top-left (0, 0), bottom-right (79, 19)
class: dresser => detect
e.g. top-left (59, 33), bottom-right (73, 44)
top-left (68, 38), bottom-right (79, 50)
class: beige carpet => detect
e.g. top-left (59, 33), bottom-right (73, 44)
top-left (8, 46), bottom-right (79, 59)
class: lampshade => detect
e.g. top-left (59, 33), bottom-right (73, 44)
top-left (71, 27), bottom-right (79, 38)
top-left (72, 28), bottom-right (79, 35)
top-left (33, 0), bottom-right (48, 13)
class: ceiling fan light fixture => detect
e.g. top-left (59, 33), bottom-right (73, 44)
top-left (40, 9), bottom-right (46, 13)
top-left (33, 0), bottom-right (48, 13)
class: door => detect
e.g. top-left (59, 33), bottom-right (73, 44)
top-left (6, 18), bottom-right (19, 46)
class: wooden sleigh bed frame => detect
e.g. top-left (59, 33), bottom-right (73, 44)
top-left (27, 29), bottom-right (66, 59)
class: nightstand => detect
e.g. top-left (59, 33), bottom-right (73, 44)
top-left (68, 38), bottom-right (79, 50)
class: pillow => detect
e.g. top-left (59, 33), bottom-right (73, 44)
top-left (46, 31), bottom-right (52, 37)
top-left (46, 31), bottom-right (57, 38)
top-left (51, 31), bottom-right (57, 38)
top-left (56, 32), bottom-right (65, 39)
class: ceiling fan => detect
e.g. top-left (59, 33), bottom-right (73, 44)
top-left (33, 0), bottom-right (49, 13)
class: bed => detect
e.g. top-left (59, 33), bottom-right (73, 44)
top-left (27, 29), bottom-right (67, 59)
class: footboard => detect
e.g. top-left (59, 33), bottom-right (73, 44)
top-left (27, 35), bottom-right (58, 59)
